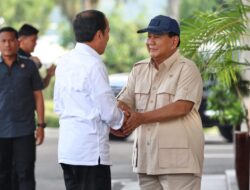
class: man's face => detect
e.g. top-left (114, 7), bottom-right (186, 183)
top-left (98, 18), bottom-right (110, 55)
top-left (19, 34), bottom-right (38, 53)
top-left (0, 31), bottom-right (19, 57)
top-left (146, 33), bottom-right (178, 61)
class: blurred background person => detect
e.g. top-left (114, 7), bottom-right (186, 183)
top-left (18, 23), bottom-right (56, 88)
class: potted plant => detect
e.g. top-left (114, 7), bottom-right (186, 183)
top-left (180, 1), bottom-right (250, 189)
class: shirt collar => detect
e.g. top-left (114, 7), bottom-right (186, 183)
top-left (0, 55), bottom-right (20, 66)
top-left (18, 48), bottom-right (31, 57)
top-left (151, 49), bottom-right (179, 71)
top-left (74, 42), bottom-right (102, 62)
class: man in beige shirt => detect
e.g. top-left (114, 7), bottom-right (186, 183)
top-left (114, 15), bottom-right (204, 190)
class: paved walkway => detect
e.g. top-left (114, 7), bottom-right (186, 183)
top-left (36, 128), bottom-right (237, 190)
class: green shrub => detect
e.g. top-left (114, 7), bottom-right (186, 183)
top-left (45, 100), bottom-right (59, 128)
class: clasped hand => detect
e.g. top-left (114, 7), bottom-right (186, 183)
top-left (110, 102), bottom-right (143, 137)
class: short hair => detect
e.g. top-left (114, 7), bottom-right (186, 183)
top-left (73, 10), bottom-right (107, 42)
top-left (18, 24), bottom-right (39, 37)
top-left (168, 32), bottom-right (180, 47)
top-left (0, 27), bottom-right (18, 39)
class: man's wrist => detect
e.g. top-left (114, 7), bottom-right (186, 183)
top-left (45, 74), bottom-right (53, 78)
top-left (37, 123), bottom-right (47, 128)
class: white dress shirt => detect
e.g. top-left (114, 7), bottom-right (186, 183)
top-left (54, 43), bottom-right (124, 166)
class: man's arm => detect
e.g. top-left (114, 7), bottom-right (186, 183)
top-left (43, 64), bottom-right (56, 88)
top-left (30, 56), bottom-right (56, 88)
top-left (110, 101), bottom-right (132, 137)
top-left (33, 90), bottom-right (45, 145)
top-left (123, 100), bottom-right (194, 135)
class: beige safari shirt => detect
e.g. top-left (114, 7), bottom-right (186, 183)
top-left (118, 50), bottom-right (204, 176)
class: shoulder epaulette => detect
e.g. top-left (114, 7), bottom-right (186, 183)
top-left (179, 56), bottom-right (185, 63)
top-left (134, 58), bottom-right (150, 67)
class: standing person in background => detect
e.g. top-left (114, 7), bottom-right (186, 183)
top-left (18, 24), bottom-right (56, 88)
top-left (0, 26), bottom-right (45, 190)
top-left (113, 15), bottom-right (204, 190)
top-left (54, 10), bottom-right (126, 190)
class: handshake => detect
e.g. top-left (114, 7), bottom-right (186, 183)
top-left (111, 101), bottom-right (143, 137)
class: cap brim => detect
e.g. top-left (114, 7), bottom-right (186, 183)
top-left (137, 27), bottom-right (168, 35)
top-left (137, 28), bottom-right (148, 33)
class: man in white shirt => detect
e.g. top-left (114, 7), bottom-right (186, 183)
top-left (53, 10), bottom-right (125, 190)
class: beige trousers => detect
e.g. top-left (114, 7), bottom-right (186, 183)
top-left (138, 173), bottom-right (201, 190)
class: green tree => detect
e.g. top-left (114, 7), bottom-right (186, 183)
top-left (180, 0), bottom-right (250, 127)
top-left (56, 0), bottom-right (100, 22)
top-left (179, 0), bottom-right (235, 19)
top-left (55, 0), bottom-right (150, 66)
top-left (55, 0), bottom-right (101, 48)
top-left (104, 6), bottom-right (148, 73)
top-left (0, 0), bottom-right (55, 33)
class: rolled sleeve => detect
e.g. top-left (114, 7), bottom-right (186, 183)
top-left (30, 60), bottom-right (44, 91)
top-left (174, 62), bottom-right (203, 110)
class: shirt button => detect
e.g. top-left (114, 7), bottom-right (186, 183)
top-left (147, 128), bottom-right (150, 131)
top-left (147, 142), bottom-right (150, 145)
top-left (150, 100), bottom-right (154, 103)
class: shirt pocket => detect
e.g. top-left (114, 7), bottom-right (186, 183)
top-left (158, 121), bottom-right (190, 168)
top-left (134, 83), bottom-right (150, 112)
top-left (158, 148), bottom-right (190, 168)
top-left (14, 75), bottom-right (30, 91)
top-left (156, 83), bottom-right (176, 108)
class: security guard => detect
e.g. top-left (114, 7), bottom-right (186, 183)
top-left (0, 26), bottom-right (45, 190)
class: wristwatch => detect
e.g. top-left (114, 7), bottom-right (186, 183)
top-left (37, 123), bottom-right (47, 128)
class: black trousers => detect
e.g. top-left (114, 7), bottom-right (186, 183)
top-left (0, 134), bottom-right (36, 190)
top-left (61, 163), bottom-right (111, 190)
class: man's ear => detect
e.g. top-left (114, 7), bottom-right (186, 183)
top-left (18, 36), bottom-right (24, 43)
top-left (172, 36), bottom-right (179, 49)
top-left (95, 30), bottom-right (103, 40)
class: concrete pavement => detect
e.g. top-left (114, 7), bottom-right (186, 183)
top-left (225, 170), bottom-right (239, 190)
top-left (36, 128), bottom-right (238, 190)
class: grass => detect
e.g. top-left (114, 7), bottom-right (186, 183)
top-left (45, 100), bottom-right (59, 128)
top-left (203, 126), bottom-right (220, 135)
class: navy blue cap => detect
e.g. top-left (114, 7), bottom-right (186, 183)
top-left (137, 15), bottom-right (180, 36)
